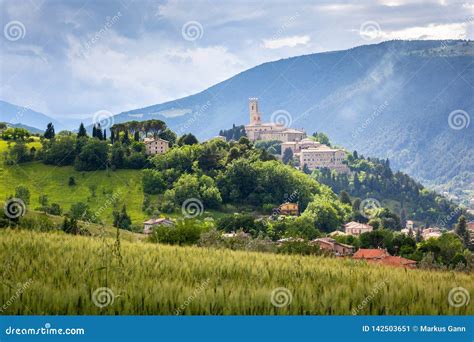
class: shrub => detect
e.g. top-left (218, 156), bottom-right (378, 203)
top-left (150, 219), bottom-right (207, 245)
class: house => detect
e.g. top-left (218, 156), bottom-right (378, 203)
top-left (299, 145), bottom-right (350, 174)
top-left (275, 202), bottom-right (299, 216)
top-left (143, 137), bottom-right (170, 156)
top-left (422, 227), bottom-right (442, 240)
top-left (222, 231), bottom-right (250, 238)
top-left (353, 248), bottom-right (390, 260)
top-left (344, 221), bottom-right (373, 236)
top-left (276, 237), bottom-right (305, 245)
top-left (244, 98), bottom-right (306, 142)
top-left (143, 218), bottom-right (174, 234)
top-left (311, 237), bottom-right (354, 256)
top-left (353, 248), bottom-right (417, 268)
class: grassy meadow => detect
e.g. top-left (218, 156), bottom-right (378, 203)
top-left (0, 140), bottom-right (147, 225)
top-left (1, 229), bottom-right (472, 315)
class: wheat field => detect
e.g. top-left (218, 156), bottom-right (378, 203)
top-left (0, 229), bottom-right (472, 315)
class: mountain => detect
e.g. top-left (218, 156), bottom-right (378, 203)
top-left (112, 40), bottom-right (473, 202)
top-left (0, 100), bottom-right (65, 132)
top-left (5, 122), bottom-right (44, 134)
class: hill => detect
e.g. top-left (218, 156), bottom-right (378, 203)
top-left (0, 100), bottom-right (65, 132)
top-left (110, 40), bottom-right (473, 202)
top-left (0, 140), bottom-right (146, 226)
top-left (1, 122), bottom-right (44, 134)
top-left (1, 229), bottom-right (472, 315)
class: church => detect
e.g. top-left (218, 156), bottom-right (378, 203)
top-left (244, 98), bottom-right (306, 142)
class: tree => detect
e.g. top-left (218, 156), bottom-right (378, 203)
top-left (178, 133), bottom-right (199, 146)
top-left (113, 204), bottom-right (132, 230)
top-left (38, 194), bottom-right (49, 207)
top-left (312, 132), bottom-right (330, 145)
top-left (62, 217), bottom-right (79, 235)
top-left (68, 176), bottom-right (76, 186)
top-left (134, 131), bottom-right (140, 142)
top-left (122, 130), bottom-right (130, 145)
top-left (400, 208), bottom-right (408, 228)
top-left (15, 185), bottom-right (30, 205)
top-left (455, 215), bottom-right (470, 248)
top-left (339, 191), bottom-right (351, 205)
top-left (301, 196), bottom-right (350, 232)
top-left (42, 136), bottom-right (77, 166)
top-left (44, 122), bottom-right (55, 139)
top-left (8, 141), bottom-right (31, 163)
top-left (95, 124), bottom-right (103, 140)
top-left (74, 139), bottom-right (109, 171)
top-left (77, 123), bottom-right (87, 138)
top-left (302, 164), bottom-right (311, 175)
top-left (282, 148), bottom-right (294, 165)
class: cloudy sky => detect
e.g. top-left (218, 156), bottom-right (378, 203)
top-left (0, 0), bottom-right (472, 121)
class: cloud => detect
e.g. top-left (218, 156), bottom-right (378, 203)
top-left (0, 0), bottom-right (471, 123)
top-left (380, 23), bottom-right (469, 40)
top-left (262, 35), bottom-right (311, 49)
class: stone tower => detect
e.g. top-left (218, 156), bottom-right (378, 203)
top-left (249, 98), bottom-right (261, 125)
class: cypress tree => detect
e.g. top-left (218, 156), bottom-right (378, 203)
top-left (78, 123), bottom-right (87, 138)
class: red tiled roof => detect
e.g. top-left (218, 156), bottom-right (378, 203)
top-left (353, 249), bottom-right (388, 259)
top-left (372, 256), bottom-right (417, 268)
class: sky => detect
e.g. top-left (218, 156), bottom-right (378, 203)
top-left (0, 0), bottom-right (473, 122)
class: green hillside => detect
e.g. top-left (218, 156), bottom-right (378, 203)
top-left (0, 140), bottom-right (146, 226)
top-left (1, 229), bottom-right (472, 315)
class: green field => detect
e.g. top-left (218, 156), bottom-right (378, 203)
top-left (1, 229), bottom-right (472, 315)
top-left (0, 140), bottom-right (147, 225)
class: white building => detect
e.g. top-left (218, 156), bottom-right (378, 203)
top-left (143, 218), bottom-right (174, 234)
top-left (300, 146), bottom-right (349, 173)
top-left (344, 221), bottom-right (373, 236)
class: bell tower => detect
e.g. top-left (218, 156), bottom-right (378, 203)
top-left (249, 98), bottom-right (261, 125)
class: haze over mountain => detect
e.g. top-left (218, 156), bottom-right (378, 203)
top-left (0, 100), bottom-right (65, 132)
top-left (111, 40), bottom-right (473, 200)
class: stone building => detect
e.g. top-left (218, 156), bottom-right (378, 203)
top-left (244, 98), bottom-right (305, 142)
top-left (144, 137), bottom-right (170, 156)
